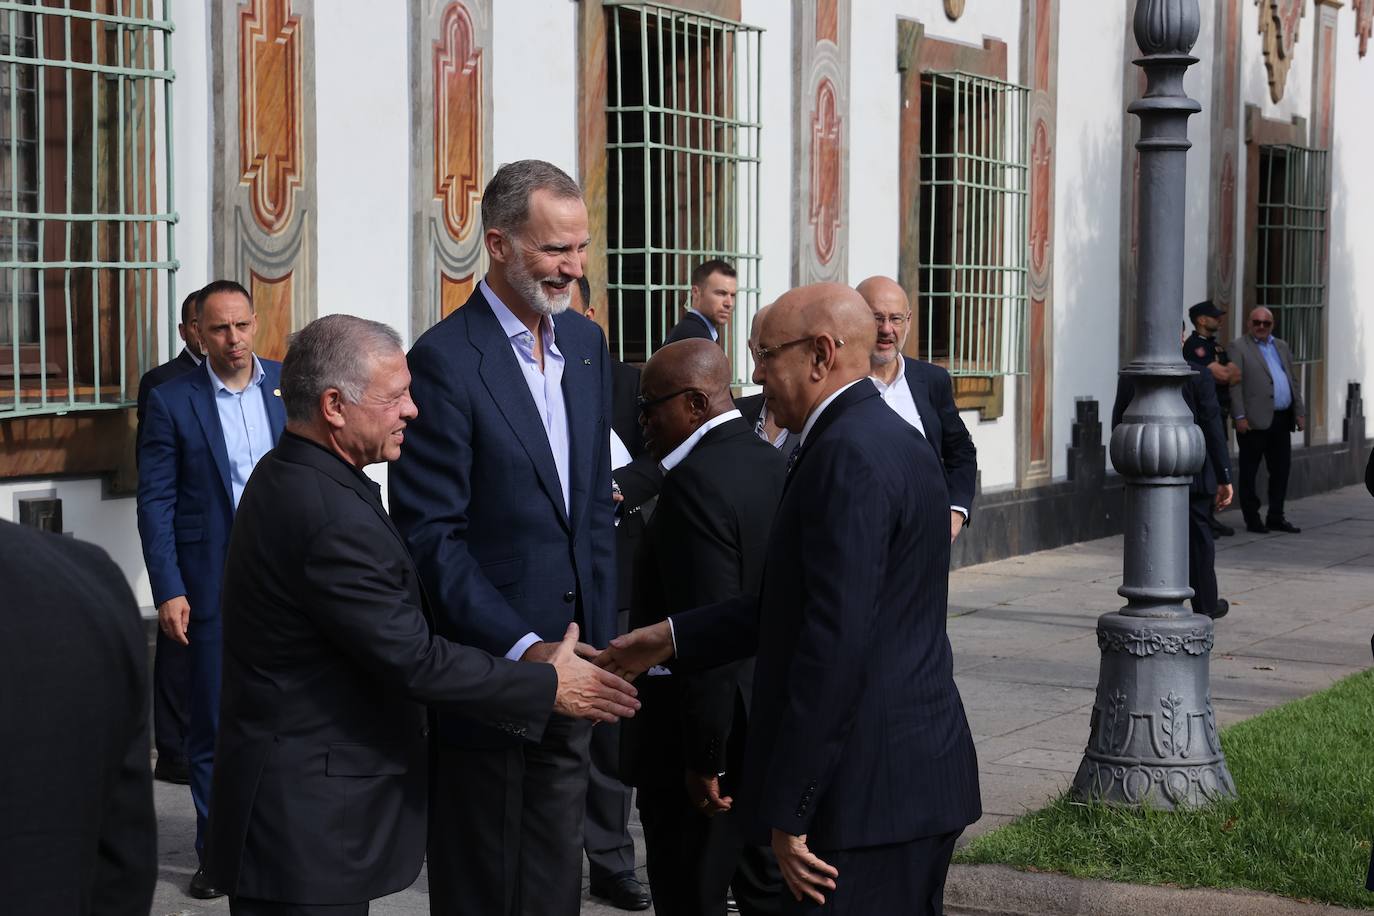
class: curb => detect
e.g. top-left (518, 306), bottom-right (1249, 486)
top-left (944, 865), bottom-right (1368, 915)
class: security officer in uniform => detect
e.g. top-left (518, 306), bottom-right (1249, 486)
top-left (1184, 300), bottom-right (1240, 537)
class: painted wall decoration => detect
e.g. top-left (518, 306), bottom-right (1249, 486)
top-left (212, 0), bottom-right (318, 361)
top-left (945, 0), bottom-right (967, 20)
top-left (791, 0), bottom-right (850, 284)
top-left (410, 0), bottom-right (492, 335)
top-left (1356, 0), bottom-right (1372, 58)
top-left (1256, 0), bottom-right (1305, 103)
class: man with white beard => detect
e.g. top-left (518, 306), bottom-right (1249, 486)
top-left (390, 160), bottom-right (620, 916)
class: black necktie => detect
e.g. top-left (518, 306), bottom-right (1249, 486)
top-left (785, 442), bottom-right (802, 475)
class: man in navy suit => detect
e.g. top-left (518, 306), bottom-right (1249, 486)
top-left (857, 276), bottom-right (977, 542)
top-left (663, 259), bottom-right (737, 347)
top-left (598, 284), bottom-right (981, 914)
top-left (134, 287), bottom-right (204, 786)
top-left (137, 279), bottom-right (286, 900)
top-left (389, 160), bottom-right (619, 916)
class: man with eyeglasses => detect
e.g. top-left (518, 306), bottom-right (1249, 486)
top-left (623, 338), bottom-right (785, 916)
top-left (1227, 306), bottom-right (1306, 534)
top-left (856, 276), bottom-right (978, 542)
top-left (736, 304), bottom-right (794, 454)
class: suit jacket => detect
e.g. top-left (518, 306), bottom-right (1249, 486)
top-left (608, 358), bottom-right (661, 612)
top-left (0, 521), bottom-right (155, 916)
top-left (389, 286), bottom-right (616, 748)
top-left (663, 310), bottom-right (715, 346)
top-left (135, 347), bottom-right (199, 444)
top-left (136, 359), bottom-right (286, 619)
top-left (207, 434), bottom-right (555, 904)
top-left (903, 356), bottom-right (978, 517)
top-left (1227, 334), bottom-right (1305, 430)
top-left (672, 382), bottom-right (981, 849)
top-left (622, 417), bottom-right (786, 784)
top-left (735, 392), bottom-right (794, 453)
top-left (1112, 371), bottom-right (1231, 496)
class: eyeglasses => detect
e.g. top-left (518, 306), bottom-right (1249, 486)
top-left (1250, 319), bottom-right (1273, 328)
top-left (873, 313), bottom-right (911, 328)
top-left (750, 336), bottom-right (845, 364)
top-left (635, 388), bottom-right (696, 415)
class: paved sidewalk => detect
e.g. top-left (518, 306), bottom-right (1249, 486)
top-left (148, 484), bottom-right (1374, 915)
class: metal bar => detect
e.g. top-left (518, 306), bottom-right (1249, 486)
top-left (7, 4), bottom-right (19, 409)
top-left (0, 3), bottom-right (172, 31)
top-left (638, 7), bottom-right (651, 361)
top-left (35, 3), bottom-right (46, 407)
top-left (163, 0), bottom-right (177, 382)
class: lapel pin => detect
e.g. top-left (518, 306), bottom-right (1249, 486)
top-left (273, 388), bottom-right (281, 397)
top-left (583, 358), bottom-right (592, 366)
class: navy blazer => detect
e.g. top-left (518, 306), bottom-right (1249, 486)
top-left (136, 359), bottom-right (286, 619)
top-left (903, 356), bottom-right (978, 517)
top-left (135, 348), bottom-right (200, 445)
top-left (389, 286), bottom-right (616, 748)
top-left (672, 382), bottom-right (981, 850)
top-left (663, 310), bottom-right (715, 347)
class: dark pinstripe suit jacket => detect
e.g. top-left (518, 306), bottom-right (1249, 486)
top-left (672, 381), bottom-right (981, 849)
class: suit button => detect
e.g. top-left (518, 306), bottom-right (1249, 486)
top-left (563, 591), bottom-right (576, 604)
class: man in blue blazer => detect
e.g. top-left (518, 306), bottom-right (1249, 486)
top-left (137, 279), bottom-right (285, 900)
top-left (598, 284), bottom-right (981, 915)
top-left (389, 160), bottom-right (618, 916)
top-left (857, 276), bottom-right (977, 542)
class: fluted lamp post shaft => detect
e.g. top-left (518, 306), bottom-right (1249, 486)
top-left (1071, 0), bottom-right (1237, 809)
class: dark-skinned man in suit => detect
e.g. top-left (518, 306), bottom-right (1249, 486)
top-left (856, 276), bottom-right (977, 542)
top-left (134, 286), bottom-right (204, 786)
top-left (390, 160), bottom-right (621, 916)
top-left (626, 339), bottom-right (785, 916)
top-left (597, 284), bottom-right (981, 914)
top-left (207, 314), bottom-right (638, 916)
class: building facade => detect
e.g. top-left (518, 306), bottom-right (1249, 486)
top-left (1, 0), bottom-right (1371, 604)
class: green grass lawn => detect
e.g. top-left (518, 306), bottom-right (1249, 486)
top-left (956, 668), bottom-right (1374, 909)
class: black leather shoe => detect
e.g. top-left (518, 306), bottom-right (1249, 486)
top-left (153, 756), bottom-right (190, 785)
top-left (589, 873), bottom-right (651, 911)
top-left (1245, 519), bottom-right (1269, 534)
top-left (188, 866), bottom-right (225, 900)
top-left (1207, 599), bottom-right (1230, 620)
top-left (1209, 518), bottom-right (1235, 537)
top-left (1266, 518), bottom-right (1301, 533)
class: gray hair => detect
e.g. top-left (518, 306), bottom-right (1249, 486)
top-left (480, 159), bottom-right (582, 235)
top-left (281, 314), bottom-right (403, 424)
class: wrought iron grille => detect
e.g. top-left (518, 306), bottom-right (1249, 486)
top-left (1255, 143), bottom-right (1327, 364)
top-left (0, 0), bottom-right (176, 419)
top-left (605, 0), bottom-right (761, 383)
top-left (917, 70), bottom-right (1029, 377)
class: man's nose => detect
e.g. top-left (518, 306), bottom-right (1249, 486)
top-left (751, 363), bottom-right (765, 386)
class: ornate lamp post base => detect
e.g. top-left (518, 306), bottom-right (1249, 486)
top-left (1073, 612), bottom-right (1235, 808)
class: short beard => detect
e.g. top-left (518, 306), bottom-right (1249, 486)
top-left (870, 348), bottom-right (899, 368)
top-left (505, 241), bottom-right (571, 318)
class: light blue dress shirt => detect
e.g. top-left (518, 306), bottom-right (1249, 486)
top-left (209, 356), bottom-right (274, 508)
top-left (480, 279), bottom-right (574, 662)
top-left (1255, 336), bottom-right (1293, 411)
top-left (687, 308), bottom-right (719, 342)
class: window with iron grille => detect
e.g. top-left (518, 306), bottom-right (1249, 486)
top-left (605, 1), bottom-right (760, 382)
top-left (916, 70), bottom-right (1028, 377)
top-left (1254, 143), bottom-right (1327, 364)
top-left (0, 0), bottom-right (175, 419)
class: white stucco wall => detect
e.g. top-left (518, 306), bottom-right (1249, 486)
top-left (168, 0), bottom-right (211, 362)
top-left (490, 0), bottom-right (579, 177)
top-left (740, 0), bottom-right (793, 308)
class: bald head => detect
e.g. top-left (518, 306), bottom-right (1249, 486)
top-left (639, 338), bottom-right (736, 461)
top-left (643, 338), bottom-right (732, 400)
top-left (856, 276), bottom-right (911, 369)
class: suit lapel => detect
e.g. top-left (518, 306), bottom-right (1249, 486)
top-left (1247, 337), bottom-right (1273, 381)
top-left (260, 362), bottom-right (287, 442)
top-left (557, 317), bottom-right (595, 535)
top-left (187, 367), bottom-right (235, 507)
top-left (783, 381), bottom-right (878, 493)
top-left (469, 293), bottom-right (571, 530)
top-left (903, 357), bottom-right (941, 453)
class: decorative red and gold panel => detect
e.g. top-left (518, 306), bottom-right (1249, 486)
top-left (238, 0), bottom-right (304, 235)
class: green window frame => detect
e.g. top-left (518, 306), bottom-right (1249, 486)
top-left (0, 0), bottom-right (176, 419)
top-left (1254, 143), bottom-right (1327, 365)
top-left (604, 0), bottom-right (761, 384)
top-left (916, 69), bottom-right (1029, 377)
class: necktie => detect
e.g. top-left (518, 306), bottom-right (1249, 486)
top-left (785, 442), bottom-right (802, 475)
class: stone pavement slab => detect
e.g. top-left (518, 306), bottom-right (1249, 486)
top-left (149, 484), bottom-right (1374, 913)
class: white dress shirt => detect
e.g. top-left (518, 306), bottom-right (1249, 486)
top-left (659, 409), bottom-right (742, 473)
top-left (869, 361), bottom-right (969, 520)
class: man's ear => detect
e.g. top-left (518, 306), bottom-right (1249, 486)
top-left (319, 388), bottom-right (347, 429)
top-left (484, 228), bottom-right (508, 265)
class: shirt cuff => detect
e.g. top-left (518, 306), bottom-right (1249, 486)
top-left (507, 631), bottom-right (542, 662)
top-left (951, 506), bottom-right (969, 519)
top-left (668, 616), bottom-right (680, 656)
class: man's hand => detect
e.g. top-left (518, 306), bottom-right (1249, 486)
top-left (545, 624), bottom-right (640, 724)
top-left (1235, 418), bottom-right (1251, 434)
top-left (1207, 360), bottom-right (1230, 384)
top-left (1296, 415), bottom-right (1305, 432)
top-left (771, 829), bottom-right (838, 905)
top-left (158, 595), bottom-right (191, 646)
top-left (950, 510), bottom-right (965, 542)
top-left (593, 620), bottom-right (674, 681)
top-left (1215, 483), bottom-right (1233, 511)
top-left (685, 771), bottom-right (732, 817)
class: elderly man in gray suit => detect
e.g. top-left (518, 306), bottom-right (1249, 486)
top-left (1227, 306), bottom-right (1306, 534)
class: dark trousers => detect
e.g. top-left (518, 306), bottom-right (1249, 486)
top-left (229, 898), bottom-right (367, 916)
top-left (780, 831), bottom-right (960, 916)
top-left (584, 716), bottom-right (635, 882)
top-left (637, 778), bottom-right (781, 916)
top-left (1188, 492), bottom-right (1218, 615)
top-left (188, 617), bottom-right (222, 863)
top-left (1237, 408), bottom-right (1293, 524)
top-left (428, 715), bottom-right (592, 916)
top-left (153, 628), bottom-right (190, 766)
